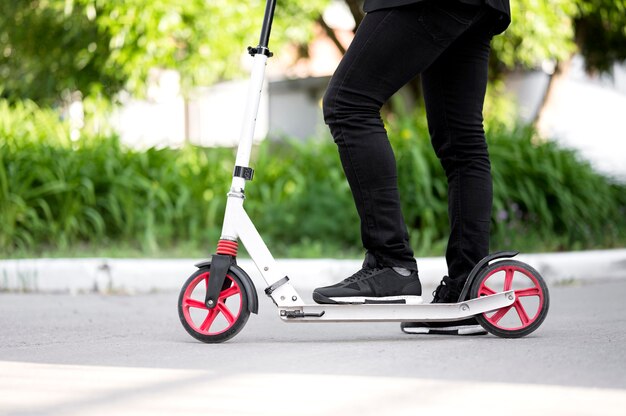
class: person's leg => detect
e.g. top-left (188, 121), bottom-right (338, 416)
top-left (315, 1), bottom-right (485, 304)
top-left (322, 2), bottom-right (483, 271)
top-left (421, 12), bottom-right (494, 300)
top-left (400, 8), bottom-right (495, 335)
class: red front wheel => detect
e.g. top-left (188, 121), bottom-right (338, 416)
top-left (178, 266), bottom-right (250, 343)
top-left (470, 260), bottom-right (550, 338)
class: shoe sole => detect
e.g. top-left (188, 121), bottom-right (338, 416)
top-left (401, 324), bottom-right (487, 336)
top-left (313, 292), bottom-right (423, 305)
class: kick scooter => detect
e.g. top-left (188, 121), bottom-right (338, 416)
top-left (177, 0), bottom-right (550, 343)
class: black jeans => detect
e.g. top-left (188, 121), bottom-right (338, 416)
top-left (323, 1), bottom-right (495, 283)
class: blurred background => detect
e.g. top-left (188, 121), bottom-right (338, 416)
top-left (1, 0), bottom-right (625, 260)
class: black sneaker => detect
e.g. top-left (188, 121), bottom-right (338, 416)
top-left (400, 276), bottom-right (487, 335)
top-left (313, 253), bottom-right (422, 305)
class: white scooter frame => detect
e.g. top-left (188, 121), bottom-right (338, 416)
top-left (178, 0), bottom-right (548, 341)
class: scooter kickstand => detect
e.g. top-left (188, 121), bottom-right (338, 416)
top-left (280, 310), bottom-right (326, 318)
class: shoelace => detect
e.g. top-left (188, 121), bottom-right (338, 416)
top-left (432, 276), bottom-right (453, 302)
top-left (345, 267), bottom-right (382, 283)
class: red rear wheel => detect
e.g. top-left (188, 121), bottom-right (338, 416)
top-left (470, 260), bottom-right (549, 338)
top-left (178, 267), bottom-right (250, 343)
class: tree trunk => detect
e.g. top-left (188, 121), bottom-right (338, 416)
top-left (534, 56), bottom-right (574, 136)
top-left (344, 0), bottom-right (365, 32)
top-left (317, 15), bottom-right (346, 55)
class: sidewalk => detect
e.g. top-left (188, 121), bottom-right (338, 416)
top-left (1, 249), bottom-right (625, 294)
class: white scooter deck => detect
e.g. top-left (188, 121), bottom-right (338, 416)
top-left (278, 291), bottom-right (515, 323)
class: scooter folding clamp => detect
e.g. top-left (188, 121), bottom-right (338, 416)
top-left (233, 165), bottom-right (255, 181)
top-left (265, 276), bottom-right (290, 295)
top-left (247, 46), bottom-right (273, 57)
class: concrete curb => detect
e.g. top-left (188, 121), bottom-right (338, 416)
top-left (1, 249), bottom-right (625, 294)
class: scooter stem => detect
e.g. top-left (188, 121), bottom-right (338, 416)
top-left (259, 0), bottom-right (277, 48)
top-left (230, 0), bottom-right (277, 192)
top-left (221, 0), bottom-right (277, 241)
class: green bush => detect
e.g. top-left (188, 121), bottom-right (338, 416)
top-left (1, 100), bottom-right (625, 258)
top-left (386, 114), bottom-right (626, 253)
top-left (490, 126), bottom-right (626, 250)
top-left (0, 100), bottom-right (234, 255)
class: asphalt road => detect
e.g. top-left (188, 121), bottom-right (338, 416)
top-left (1, 280), bottom-right (626, 415)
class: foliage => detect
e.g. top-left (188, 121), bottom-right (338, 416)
top-left (487, 126), bottom-right (626, 251)
top-left (4, 0), bottom-right (626, 107)
top-left (0, 100), bottom-right (233, 253)
top-left (386, 106), bottom-right (626, 254)
top-left (574, 0), bottom-right (626, 73)
top-left (491, 0), bottom-right (578, 71)
top-left (0, 1), bottom-right (124, 106)
top-left (488, 0), bottom-right (626, 75)
top-left (0, 0), bottom-right (329, 105)
top-left (2, 100), bottom-right (624, 258)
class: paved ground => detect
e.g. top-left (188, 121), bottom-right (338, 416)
top-left (1, 280), bottom-right (626, 415)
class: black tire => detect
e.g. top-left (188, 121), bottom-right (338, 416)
top-left (470, 259), bottom-right (550, 338)
top-left (178, 266), bottom-right (250, 343)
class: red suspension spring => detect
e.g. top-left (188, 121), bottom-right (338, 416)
top-left (216, 239), bottom-right (238, 256)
